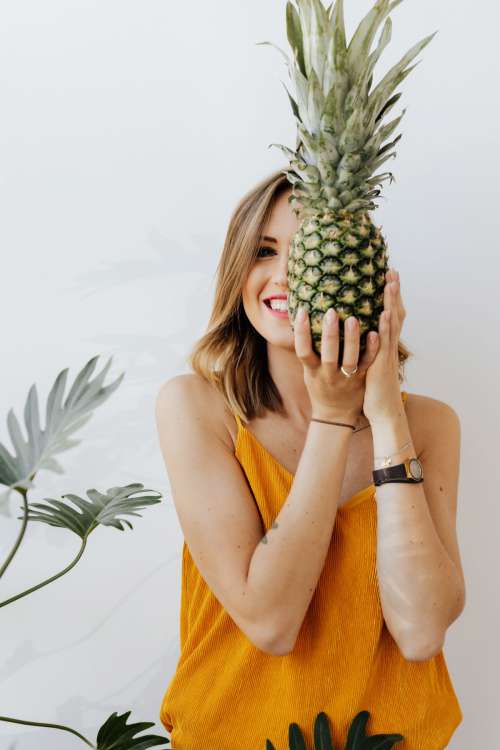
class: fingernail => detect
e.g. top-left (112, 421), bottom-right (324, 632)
top-left (297, 308), bottom-right (306, 321)
top-left (325, 308), bottom-right (335, 322)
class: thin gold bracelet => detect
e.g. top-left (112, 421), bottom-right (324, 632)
top-left (374, 439), bottom-right (413, 468)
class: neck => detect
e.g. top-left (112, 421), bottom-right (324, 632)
top-left (266, 342), bottom-right (369, 432)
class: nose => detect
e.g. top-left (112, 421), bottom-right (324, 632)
top-left (272, 248), bottom-right (289, 289)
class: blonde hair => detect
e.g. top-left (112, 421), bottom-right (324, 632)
top-left (187, 170), bottom-right (412, 423)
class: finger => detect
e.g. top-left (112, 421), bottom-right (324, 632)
top-left (379, 308), bottom-right (392, 351)
top-left (342, 315), bottom-right (360, 370)
top-left (388, 281), bottom-right (399, 340)
top-left (396, 282), bottom-right (406, 321)
top-left (387, 269), bottom-right (406, 320)
top-left (294, 307), bottom-right (319, 369)
top-left (385, 280), bottom-right (399, 317)
top-left (320, 308), bottom-right (340, 367)
top-left (389, 280), bottom-right (406, 345)
top-left (383, 281), bottom-right (398, 348)
top-left (358, 330), bottom-right (379, 370)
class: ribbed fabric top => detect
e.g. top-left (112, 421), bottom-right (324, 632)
top-left (159, 390), bottom-right (463, 749)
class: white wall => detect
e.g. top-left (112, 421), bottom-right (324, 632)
top-left (0, 1), bottom-right (498, 747)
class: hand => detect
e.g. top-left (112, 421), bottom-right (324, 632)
top-left (293, 302), bottom-right (379, 423)
top-left (363, 268), bottom-right (407, 424)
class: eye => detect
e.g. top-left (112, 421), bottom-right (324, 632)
top-left (256, 246), bottom-right (277, 258)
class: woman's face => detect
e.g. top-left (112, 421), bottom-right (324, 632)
top-left (242, 188), bottom-right (299, 350)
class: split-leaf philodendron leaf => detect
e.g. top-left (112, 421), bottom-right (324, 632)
top-left (0, 355), bottom-right (124, 516)
top-left (95, 710), bottom-right (170, 749)
top-left (19, 483), bottom-right (162, 539)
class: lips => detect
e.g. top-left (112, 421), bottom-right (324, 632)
top-left (263, 299), bottom-right (289, 318)
top-left (263, 295), bottom-right (288, 305)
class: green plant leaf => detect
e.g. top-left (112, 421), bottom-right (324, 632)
top-left (20, 483), bottom-right (162, 539)
top-left (95, 710), bottom-right (169, 749)
top-left (289, 724), bottom-right (308, 748)
top-left (0, 355), bottom-right (124, 507)
top-left (265, 709), bottom-right (404, 749)
top-left (0, 483), bottom-right (162, 607)
top-left (313, 711), bottom-right (335, 749)
top-left (344, 710), bottom-right (370, 749)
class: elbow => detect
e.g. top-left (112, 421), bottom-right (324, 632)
top-left (260, 635), bottom-right (295, 657)
top-left (399, 631), bottom-right (445, 662)
top-left (398, 589), bottom-right (466, 662)
top-left (252, 620), bottom-right (297, 657)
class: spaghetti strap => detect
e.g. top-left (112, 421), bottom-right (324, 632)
top-left (233, 412), bottom-right (244, 442)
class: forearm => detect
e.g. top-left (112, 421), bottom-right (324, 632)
top-left (371, 411), bottom-right (464, 659)
top-left (246, 418), bottom-right (353, 654)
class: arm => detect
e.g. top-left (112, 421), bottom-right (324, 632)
top-left (371, 398), bottom-right (466, 662)
top-left (247, 411), bottom-right (355, 654)
top-left (155, 374), bottom-right (354, 656)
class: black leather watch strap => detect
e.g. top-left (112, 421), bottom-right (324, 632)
top-left (372, 459), bottom-right (424, 487)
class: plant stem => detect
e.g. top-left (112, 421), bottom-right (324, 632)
top-left (0, 486), bottom-right (29, 580)
top-left (0, 537), bottom-right (88, 609)
top-left (0, 715), bottom-right (95, 747)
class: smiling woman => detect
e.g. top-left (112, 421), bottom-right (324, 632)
top-left (155, 166), bottom-right (464, 749)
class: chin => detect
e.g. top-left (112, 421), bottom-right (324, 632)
top-left (265, 331), bottom-right (295, 350)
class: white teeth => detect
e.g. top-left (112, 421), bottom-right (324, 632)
top-left (269, 299), bottom-right (288, 311)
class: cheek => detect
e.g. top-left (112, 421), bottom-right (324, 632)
top-left (241, 268), bottom-right (260, 302)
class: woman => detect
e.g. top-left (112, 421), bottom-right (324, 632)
top-left (155, 170), bottom-right (465, 749)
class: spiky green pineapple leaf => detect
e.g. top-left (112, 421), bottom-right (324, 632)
top-left (263, 0), bottom-right (437, 215)
top-left (346, 0), bottom-right (403, 81)
top-left (95, 710), bottom-right (169, 749)
top-left (0, 355), bottom-right (124, 515)
top-left (19, 483), bottom-right (162, 540)
top-left (282, 81), bottom-right (303, 123)
top-left (367, 31), bottom-right (438, 130)
top-left (375, 92), bottom-right (402, 123)
top-left (287, 2), bottom-right (306, 77)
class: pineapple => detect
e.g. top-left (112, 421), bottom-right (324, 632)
top-left (260, 0), bottom-right (436, 358)
top-left (265, 709), bottom-right (404, 748)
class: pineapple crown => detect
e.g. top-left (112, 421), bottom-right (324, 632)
top-left (258, 0), bottom-right (437, 217)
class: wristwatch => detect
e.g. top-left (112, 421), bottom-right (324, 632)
top-left (372, 457), bottom-right (424, 486)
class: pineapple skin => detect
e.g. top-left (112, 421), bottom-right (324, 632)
top-left (287, 208), bottom-right (388, 360)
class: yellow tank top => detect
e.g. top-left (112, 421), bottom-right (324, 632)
top-left (159, 390), bottom-right (463, 749)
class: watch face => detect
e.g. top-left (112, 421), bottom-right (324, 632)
top-left (409, 458), bottom-right (423, 480)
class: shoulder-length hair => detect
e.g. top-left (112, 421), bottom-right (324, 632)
top-left (187, 170), bottom-right (413, 424)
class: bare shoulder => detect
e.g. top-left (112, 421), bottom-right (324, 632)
top-left (406, 391), bottom-right (459, 420)
top-left (155, 373), bottom-right (235, 450)
top-left (405, 392), bottom-right (460, 455)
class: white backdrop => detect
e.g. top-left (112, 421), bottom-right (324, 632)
top-left (0, 1), bottom-right (498, 748)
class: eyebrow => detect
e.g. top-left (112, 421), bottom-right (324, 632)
top-left (260, 235), bottom-right (278, 243)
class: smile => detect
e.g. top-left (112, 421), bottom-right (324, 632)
top-left (263, 300), bottom-right (289, 318)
